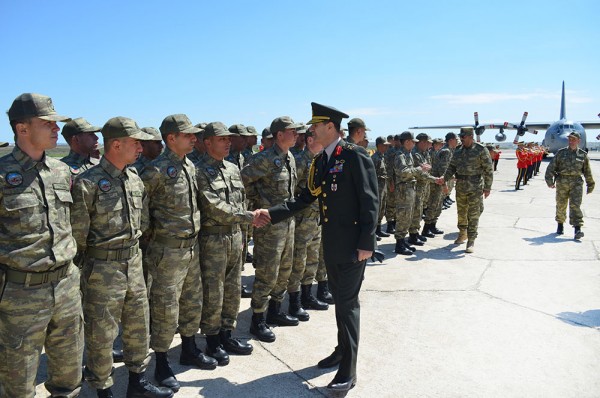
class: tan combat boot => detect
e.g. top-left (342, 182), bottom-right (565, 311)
top-left (454, 230), bottom-right (467, 244)
top-left (465, 240), bottom-right (475, 253)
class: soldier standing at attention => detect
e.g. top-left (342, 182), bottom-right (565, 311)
top-left (259, 127), bottom-right (274, 151)
top-left (71, 117), bottom-right (172, 398)
top-left (515, 142), bottom-right (528, 190)
top-left (346, 117), bottom-right (369, 145)
top-left (409, 133), bottom-right (437, 245)
top-left (60, 117), bottom-right (101, 175)
top-left (0, 93), bottom-right (84, 398)
top-left (422, 137), bottom-right (449, 236)
top-left (372, 137), bottom-right (390, 239)
top-left (141, 114), bottom-right (217, 392)
top-left (383, 134), bottom-right (401, 233)
top-left (241, 116), bottom-right (301, 342)
top-left (442, 127), bottom-right (493, 253)
top-left (226, 124), bottom-right (249, 169)
top-left (196, 122), bottom-right (258, 365)
top-left (545, 131), bottom-right (594, 239)
top-left (132, 127), bottom-right (164, 173)
top-left (243, 125), bottom-right (258, 162)
top-left (290, 124), bottom-right (307, 155)
top-left (187, 123), bottom-right (207, 166)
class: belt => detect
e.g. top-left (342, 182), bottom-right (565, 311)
top-left (455, 174), bottom-right (482, 181)
top-left (153, 234), bottom-right (197, 249)
top-left (397, 180), bottom-right (416, 184)
top-left (200, 225), bottom-right (240, 235)
top-left (0, 262), bottom-right (70, 287)
top-left (86, 242), bottom-right (139, 261)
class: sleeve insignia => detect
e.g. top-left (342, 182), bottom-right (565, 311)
top-left (6, 172), bottom-right (23, 186)
top-left (167, 165), bottom-right (178, 178)
top-left (98, 178), bottom-right (112, 192)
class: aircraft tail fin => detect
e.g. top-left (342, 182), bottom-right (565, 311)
top-left (560, 81), bottom-right (566, 120)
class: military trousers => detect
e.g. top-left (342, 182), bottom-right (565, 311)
top-left (289, 211), bottom-right (321, 291)
top-left (555, 177), bottom-right (584, 226)
top-left (377, 182), bottom-right (387, 224)
top-left (147, 241), bottom-right (202, 352)
top-left (455, 188), bottom-right (484, 240)
top-left (424, 183), bottom-right (444, 224)
top-left (251, 217), bottom-right (294, 313)
top-left (326, 259), bottom-right (366, 380)
top-left (0, 263), bottom-right (83, 398)
top-left (385, 183), bottom-right (396, 222)
top-left (394, 182), bottom-right (416, 239)
top-left (199, 229), bottom-right (243, 336)
top-left (81, 251), bottom-right (150, 389)
top-left (409, 183), bottom-right (427, 234)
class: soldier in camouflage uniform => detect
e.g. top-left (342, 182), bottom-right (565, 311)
top-left (408, 133), bottom-right (437, 245)
top-left (141, 114), bottom-right (217, 392)
top-left (545, 131), bottom-right (595, 239)
top-left (132, 127), bottom-right (164, 173)
top-left (287, 128), bottom-right (329, 320)
top-left (196, 122), bottom-right (255, 365)
top-left (0, 93), bottom-right (83, 398)
top-left (372, 137), bottom-right (390, 239)
top-left (423, 137), bottom-right (452, 236)
top-left (241, 116), bottom-right (301, 342)
top-left (243, 125), bottom-right (258, 162)
top-left (71, 117), bottom-right (172, 398)
top-left (187, 123), bottom-right (207, 166)
top-left (384, 135), bottom-right (401, 233)
top-left (443, 127), bottom-right (493, 253)
top-left (290, 124), bottom-right (307, 155)
top-left (226, 124), bottom-right (250, 169)
top-left (60, 117), bottom-right (101, 176)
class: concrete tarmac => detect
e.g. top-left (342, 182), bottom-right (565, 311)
top-left (35, 153), bottom-right (600, 397)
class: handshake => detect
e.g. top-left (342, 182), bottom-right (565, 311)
top-left (252, 209), bottom-right (271, 228)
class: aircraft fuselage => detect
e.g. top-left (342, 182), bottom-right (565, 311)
top-left (542, 119), bottom-right (587, 155)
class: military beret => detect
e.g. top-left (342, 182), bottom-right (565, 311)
top-left (399, 131), bottom-right (418, 142)
top-left (415, 132), bottom-right (432, 142)
top-left (348, 118), bottom-right (370, 131)
top-left (307, 102), bottom-right (349, 125)
top-left (459, 126), bottom-right (474, 136)
top-left (8, 93), bottom-right (71, 122)
top-left (61, 117), bottom-right (101, 140)
top-left (102, 117), bottom-right (155, 140)
top-left (159, 114), bottom-right (201, 135)
top-left (205, 122), bottom-right (235, 138)
top-left (270, 116), bottom-right (302, 134)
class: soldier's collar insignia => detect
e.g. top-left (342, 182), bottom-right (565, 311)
top-left (206, 166), bottom-right (217, 176)
top-left (334, 146), bottom-right (343, 156)
top-left (6, 172), bottom-right (23, 186)
top-left (274, 158), bottom-right (282, 168)
top-left (167, 165), bottom-right (178, 178)
top-left (98, 178), bottom-right (112, 192)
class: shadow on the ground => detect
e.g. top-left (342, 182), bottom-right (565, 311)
top-left (556, 309), bottom-right (600, 328)
top-left (522, 233), bottom-right (581, 246)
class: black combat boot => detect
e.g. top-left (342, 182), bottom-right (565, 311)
top-left (405, 238), bottom-right (416, 252)
top-left (249, 311), bottom-right (276, 342)
top-left (376, 224), bottom-right (390, 238)
top-left (407, 233), bottom-right (424, 246)
top-left (205, 334), bottom-right (230, 366)
top-left (317, 281), bottom-right (334, 304)
top-left (126, 371), bottom-right (173, 398)
top-left (97, 388), bottom-right (114, 398)
top-left (417, 233), bottom-right (428, 242)
top-left (556, 223), bottom-right (564, 235)
top-left (288, 291), bottom-right (310, 321)
top-left (112, 348), bottom-right (124, 363)
top-left (301, 284), bottom-right (329, 310)
top-left (219, 329), bottom-right (253, 355)
top-left (179, 335), bottom-right (218, 370)
top-left (154, 351), bottom-right (180, 392)
top-left (430, 222), bottom-right (444, 235)
top-left (394, 239), bottom-right (413, 256)
top-left (241, 283), bottom-right (252, 298)
top-left (266, 299), bottom-right (299, 326)
top-left (421, 223), bottom-right (435, 238)
top-left (574, 226), bottom-right (584, 240)
top-left (385, 221), bottom-right (396, 234)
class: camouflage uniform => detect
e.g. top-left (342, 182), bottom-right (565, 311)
top-left (444, 142), bottom-right (493, 240)
top-left (225, 150), bottom-right (245, 170)
top-left (410, 149), bottom-right (436, 234)
top-left (141, 147), bottom-right (202, 352)
top-left (132, 154), bottom-right (154, 174)
top-left (384, 146), bottom-right (398, 224)
top-left (0, 146), bottom-right (83, 398)
top-left (60, 149), bottom-right (99, 176)
top-left (371, 150), bottom-right (387, 224)
top-left (71, 157), bottom-right (150, 389)
top-left (187, 148), bottom-right (204, 167)
top-left (545, 146), bottom-right (595, 226)
top-left (241, 144), bottom-right (296, 313)
top-left (196, 153), bottom-right (253, 335)
top-left (424, 144), bottom-right (452, 224)
top-left (393, 148), bottom-right (419, 239)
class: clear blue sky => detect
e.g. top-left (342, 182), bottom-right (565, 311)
top-left (1, 0), bottom-right (598, 144)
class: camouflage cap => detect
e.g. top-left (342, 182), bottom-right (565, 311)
top-left (399, 131), bottom-right (418, 142)
top-left (393, 134), bottom-right (402, 141)
top-left (102, 117), bottom-right (155, 140)
top-left (445, 132), bottom-right (457, 141)
top-left (270, 116), bottom-right (303, 134)
top-left (568, 131), bottom-right (581, 139)
top-left (141, 127), bottom-right (162, 141)
top-left (205, 122), bottom-right (235, 138)
top-left (229, 124), bottom-right (253, 136)
top-left (432, 138), bottom-right (444, 144)
top-left (0, 141), bottom-right (8, 147)
top-left (415, 132), bottom-right (433, 142)
top-left (308, 102), bottom-right (349, 125)
top-left (296, 124), bottom-right (308, 134)
top-left (262, 127), bottom-right (273, 139)
top-left (347, 117), bottom-right (370, 131)
top-left (459, 126), bottom-right (474, 137)
top-left (61, 117), bottom-right (101, 140)
top-left (375, 136), bottom-right (389, 146)
top-left (159, 114), bottom-right (201, 135)
top-left (246, 125), bottom-right (258, 136)
top-left (8, 93), bottom-right (71, 122)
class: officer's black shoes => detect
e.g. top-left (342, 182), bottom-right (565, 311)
top-left (205, 334), bottom-right (230, 366)
top-left (376, 235), bottom-right (382, 241)
top-left (126, 371), bottom-right (173, 398)
top-left (394, 239), bottom-right (413, 256)
top-left (266, 300), bottom-right (299, 326)
top-left (421, 224), bottom-right (435, 238)
top-left (219, 329), bottom-right (253, 355)
top-left (317, 281), bottom-right (334, 304)
top-left (430, 222), bottom-right (444, 235)
top-left (97, 388), bottom-right (114, 398)
top-left (574, 226), bottom-right (584, 240)
top-left (241, 284), bottom-right (252, 298)
top-left (154, 352), bottom-right (180, 392)
top-left (556, 223), bottom-right (564, 235)
top-left (376, 224), bottom-right (390, 238)
top-left (301, 284), bottom-right (329, 310)
top-left (288, 291), bottom-right (310, 321)
top-left (327, 375), bottom-right (357, 391)
top-left (179, 335), bottom-right (218, 370)
top-left (249, 312), bottom-right (276, 342)
top-left (112, 348), bottom-right (124, 363)
top-left (385, 221), bottom-right (396, 234)
top-left (317, 349), bottom-right (343, 368)
top-left (245, 252), bottom-right (253, 263)
top-left (407, 234), bottom-right (424, 246)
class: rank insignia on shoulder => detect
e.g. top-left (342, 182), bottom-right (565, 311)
top-left (206, 167), bottom-right (217, 176)
top-left (334, 146), bottom-right (343, 156)
top-left (98, 178), bottom-right (112, 192)
top-left (6, 172), bottom-right (23, 186)
top-left (274, 158), bottom-right (282, 168)
top-left (167, 165), bottom-right (178, 178)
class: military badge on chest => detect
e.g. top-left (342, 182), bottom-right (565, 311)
top-left (167, 165), bottom-right (178, 178)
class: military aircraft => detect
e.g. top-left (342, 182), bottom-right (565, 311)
top-left (409, 111), bottom-right (512, 143)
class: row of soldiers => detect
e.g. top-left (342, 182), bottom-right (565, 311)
top-left (515, 142), bottom-right (546, 190)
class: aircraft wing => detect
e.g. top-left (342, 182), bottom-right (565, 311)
top-left (502, 122), bottom-right (551, 133)
top-left (581, 122), bottom-right (600, 129)
top-left (409, 124), bottom-right (503, 130)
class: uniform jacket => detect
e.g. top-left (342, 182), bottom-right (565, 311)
top-left (444, 142), bottom-right (493, 192)
top-left (60, 149), bottom-right (99, 176)
top-left (545, 146), bottom-right (595, 192)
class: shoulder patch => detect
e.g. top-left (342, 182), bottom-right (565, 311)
top-left (166, 165), bottom-right (178, 178)
top-left (205, 166), bottom-right (217, 176)
top-left (273, 158), bottom-right (282, 168)
top-left (98, 178), bottom-right (112, 192)
top-left (6, 172), bottom-right (23, 187)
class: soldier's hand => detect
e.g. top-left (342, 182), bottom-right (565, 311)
top-left (435, 177), bottom-right (444, 185)
top-left (483, 189), bottom-right (491, 199)
top-left (548, 184), bottom-right (555, 189)
top-left (420, 163), bottom-right (432, 172)
top-left (442, 184), bottom-right (449, 194)
top-left (357, 249), bottom-right (372, 262)
top-left (252, 209), bottom-right (271, 228)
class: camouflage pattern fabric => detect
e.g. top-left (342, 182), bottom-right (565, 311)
top-left (131, 154), bottom-right (153, 174)
top-left (60, 149), bottom-right (99, 176)
top-left (545, 146), bottom-right (595, 226)
top-left (394, 148), bottom-right (418, 238)
top-left (225, 150), bottom-right (245, 170)
top-left (410, 149), bottom-right (436, 233)
top-left (0, 146), bottom-right (83, 397)
top-left (371, 150), bottom-right (387, 224)
top-left (424, 145), bottom-right (453, 224)
top-left (384, 146), bottom-right (398, 222)
top-left (187, 148), bottom-right (204, 167)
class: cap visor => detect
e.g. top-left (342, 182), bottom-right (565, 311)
top-left (39, 114), bottom-right (72, 122)
top-left (180, 126), bottom-right (202, 134)
top-left (0, 142), bottom-right (9, 147)
top-left (130, 131), bottom-right (157, 141)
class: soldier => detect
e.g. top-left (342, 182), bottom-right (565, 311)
top-left (545, 131), bottom-right (594, 239)
top-left (243, 125), bottom-right (258, 162)
top-left (423, 137), bottom-right (450, 236)
top-left (187, 123), bottom-right (207, 166)
top-left (141, 114), bottom-right (217, 392)
top-left (0, 93), bottom-right (83, 397)
top-left (288, 128), bottom-right (329, 320)
top-left (226, 124), bottom-right (249, 169)
top-left (71, 117), bottom-right (172, 398)
top-left (260, 127), bottom-right (274, 151)
top-left (408, 133), bottom-right (437, 245)
top-left (383, 134), bottom-right (400, 233)
top-left (290, 124), bottom-right (307, 155)
top-left (346, 117), bottom-right (369, 145)
top-left (515, 142), bottom-right (527, 190)
top-left (60, 117), bottom-right (101, 175)
top-left (442, 127), bottom-right (493, 253)
top-left (442, 132), bottom-right (458, 208)
top-left (196, 122), bottom-right (257, 365)
top-left (132, 127), bottom-right (164, 173)
top-left (372, 136), bottom-right (390, 239)
top-left (241, 116), bottom-right (301, 342)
